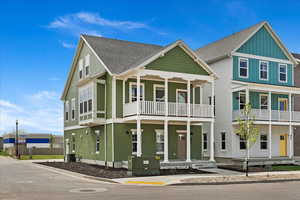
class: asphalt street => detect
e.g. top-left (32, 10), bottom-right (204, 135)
top-left (1, 156), bottom-right (300, 200)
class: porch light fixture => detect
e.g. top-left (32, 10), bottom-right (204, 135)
top-left (126, 131), bottom-right (130, 135)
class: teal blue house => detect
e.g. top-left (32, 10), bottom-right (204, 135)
top-left (196, 21), bottom-right (300, 163)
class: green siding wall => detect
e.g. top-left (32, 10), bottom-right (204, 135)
top-left (146, 46), bottom-right (209, 75)
top-left (233, 56), bottom-right (293, 86)
top-left (232, 91), bottom-right (289, 110)
top-left (237, 26), bottom-right (288, 60)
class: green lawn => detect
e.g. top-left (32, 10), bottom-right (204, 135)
top-left (0, 151), bottom-right (9, 156)
top-left (20, 155), bottom-right (64, 160)
top-left (271, 165), bottom-right (300, 171)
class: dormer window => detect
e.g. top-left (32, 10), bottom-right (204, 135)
top-left (239, 58), bottom-right (248, 78)
top-left (279, 64), bottom-right (287, 82)
top-left (79, 59), bottom-right (83, 79)
top-left (85, 54), bottom-right (90, 77)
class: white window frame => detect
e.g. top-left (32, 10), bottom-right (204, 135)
top-left (155, 129), bottom-right (164, 155)
top-left (239, 92), bottom-right (246, 110)
top-left (129, 82), bottom-right (145, 103)
top-left (279, 64), bottom-right (288, 83)
top-left (95, 130), bottom-right (100, 153)
top-left (71, 98), bottom-right (76, 120)
top-left (85, 54), bottom-right (90, 77)
top-left (239, 136), bottom-right (246, 151)
top-left (203, 133), bottom-right (208, 151)
top-left (153, 84), bottom-right (165, 102)
top-left (259, 60), bottom-right (269, 81)
top-left (176, 89), bottom-right (188, 103)
top-left (79, 59), bottom-right (83, 79)
top-left (260, 134), bottom-right (268, 150)
top-left (78, 83), bottom-right (94, 117)
top-left (238, 58), bottom-right (249, 78)
top-left (220, 132), bottom-right (226, 151)
top-left (259, 94), bottom-right (268, 110)
top-left (65, 101), bottom-right (69, 121)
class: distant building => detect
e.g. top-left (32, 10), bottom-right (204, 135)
top-left (3, 133), bottom-right (63, 150)
top-left (0, 137), bottom-right (3, 151)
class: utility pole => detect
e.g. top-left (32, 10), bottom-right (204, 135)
top-left (15, 120), bottom-right (20, 159)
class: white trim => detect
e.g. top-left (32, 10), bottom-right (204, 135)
top-left (238, 91), bottom-right (246, 110)
top-left (153, 84), bottom-right (165, 102)
top-left (112, 76), bottom-right (116, 119)
top-left (129, 82), bottom-right (145, 103)
top-left (202, 132), bottom-right (208, 152)
top-left (176, 89), bottom-right (188, 103)
top-left (71, 98), bottom-right (76, 120)
top-left (238, 57), bottom-right (249, 79)
top-left (278, 98), bottom-right (288, 111)
top-left (278, 63), bottom-right (288, 83)
top-left (233, 52), bottom-right (293, 65)
top-left (176, 130), bottom-right (187, 133)
top-left (65, 100), bottom-right (69, 121)
top-left (220, 132), bottom-right (226, 151)
top-left (155, 129), bottom-right (164, 155)
top-left (259, 60), bottom-right (269, 81)
top-left (259, 93), bottom-right (268, 110)
top-left (64, 125), bottom-right (87, 131)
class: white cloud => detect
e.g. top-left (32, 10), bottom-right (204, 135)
top-left (61, 41), bottom-right (75, 49)
top-left (47, 11), bottom-right (157, 37)
top-left (0, 91), bottom-right (63, 135)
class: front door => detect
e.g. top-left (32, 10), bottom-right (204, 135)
top-left (279, 134), bottom-right (287, 157)
top-left (279, 98), bottom-right (288, 111)
top-left (177, 133), bottom-right (186, 160)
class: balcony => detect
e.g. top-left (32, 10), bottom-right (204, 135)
top-left (232, 109), bottom-right (300, 122)
top-left (79, 110), bottom-right (106, 126)
top-left (123, 101), bottom-right (213, 118)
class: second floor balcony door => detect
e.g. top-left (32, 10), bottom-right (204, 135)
top-left (177, 90), bottom-right (188, 116)
top-left (279, 98), bottom-right (288, 111)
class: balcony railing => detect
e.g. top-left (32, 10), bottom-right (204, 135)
top-left (123, 101), bottom-right (213, 118)
top-left (232, 109), bottom-right (300, 122)
top-left (79, 110), bottom-right (105, 126)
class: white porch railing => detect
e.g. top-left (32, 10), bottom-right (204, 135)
top-left (232, 109), bottom-right (300, 122)
top-left (123, 101), bottom-right (213, 118)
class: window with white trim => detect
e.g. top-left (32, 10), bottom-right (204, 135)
top-left (85, 54), bottom-right (90, 77)
top-left (279, 64), bottom-right (287, 82)
top-left (239, 92), bottom-right (246, 110)
top-left (240, 136), bottom-right (246, 150)
top-left (239, 58), bottom-right (248, 78)
top-left (72, 134), bottom-right (75, 153)
top-left (155, 130), bottom-right (164, 154)
top-left (131, 130), bottom-right (137, 155)
top-left (65, 101), bottom-right (69, 121)
top-left (71, 98), bottom-right (76, 120)
top-left (96, 134), bottom-right (100, 152)
top-left (221, 132), bottom-right (226, 150)
top-left (129, 83), bottom-right (144, 102)
top-left (154, 85), bottom-right (165, 102)
top-left (79, 84), bottom-right (93, 115)
top-left (259, 61), bottom-right (268, 80)
top-left (79, 59), bottom-right (83, 79)
top-left (260, 134), bottom-right (268, 150)
top-left (203, 133), bottom-right (208, 151)
top-left (260, 94), bottom-right (268, 110)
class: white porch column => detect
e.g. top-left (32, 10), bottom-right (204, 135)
top-left (137, 119), bottom-right (142, 157)
top-left (268, 91), bottom-right (272, 159)
top-left (289, 125), bottom-right (293, 159)
top-left (122, 79), bottom-right (125, 116)
top-left (137, 74), bottom-right (141, 115)
top-left (200, 86), bottom-right (203, 105)
top-left (211, 81), bottom-right (215, 117)
top-left (209, 122), bottom-right (215, 161)
top-left (186, 120), bottom-right (191, 162)
top-left (187, 80), bottom-right (191, 117)
top-left (245, 87), bottom-right (250, 104)
top-left (164, 120), bottom-right (169, 162)
top-left (289, 93), bottom-right (292, 122)
top-left (165, 78), bottom-right (168, 116)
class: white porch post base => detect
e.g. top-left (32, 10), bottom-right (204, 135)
top-left (164, 120), bottom-right (169, 162)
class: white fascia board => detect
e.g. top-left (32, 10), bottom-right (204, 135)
top-left (232, 52), bottom-right (293, 65)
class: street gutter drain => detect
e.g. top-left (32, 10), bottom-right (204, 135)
top-left (69, 188), bottom-right (107, 193)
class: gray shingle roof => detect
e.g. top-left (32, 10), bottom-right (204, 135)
top-left (195, 21), bottom-right (266, 63)
top-left (292, 53), bottom-right (300, 60)
top-left (82, 35), bottom-right (164, 74)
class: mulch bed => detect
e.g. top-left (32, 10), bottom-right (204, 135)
top-left (219, 165), bottom-right (269, 173)
top-left (36, 162), bottom-right (212, 179)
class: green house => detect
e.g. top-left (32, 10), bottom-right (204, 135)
top-left (61, 35), bottom-right (217, 168)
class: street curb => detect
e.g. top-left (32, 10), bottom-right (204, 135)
top-left (33, 163), bottom-right (119, 184)
top-left (169, 178), bottom-right (300, 186)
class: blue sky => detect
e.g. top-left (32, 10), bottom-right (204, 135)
top-left (1, 0), bottom-right (300, 135)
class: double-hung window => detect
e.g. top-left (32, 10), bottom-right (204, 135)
top-left (221, 132), bottom-right (226, 150)
top-left (260, 134), bottom-right (268, 150)
top-left (279, 64), bottom-right (287, 82)
top-left (79, 84), bottom-right (93, 116)
top-left (155, 130), bottom-right (164, 154)
top-left (239, 58), bottom-right (248, 78)
top-left (203, 133), bottom-right (208, 151)
top-left (239, 92), bottom-right (246, 110)
top-left (85, 54), bottom-right (90, 77)
top-left (65, 101), bottom-right (69, 121)
top-left (71, 98), bottom-right (76, 120)
top-left (259, 61), bottom-right (268, 80)
top-left (129, 83), bottom-right (144, 102)
top-left (131, 131), bottom-right (137, 155)
top-left (260, 94), bottom-right (268, 110)
top-left (79, 59), bottom-right (83, 79)
top-left (240, 136), bottom-right (246, 150)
